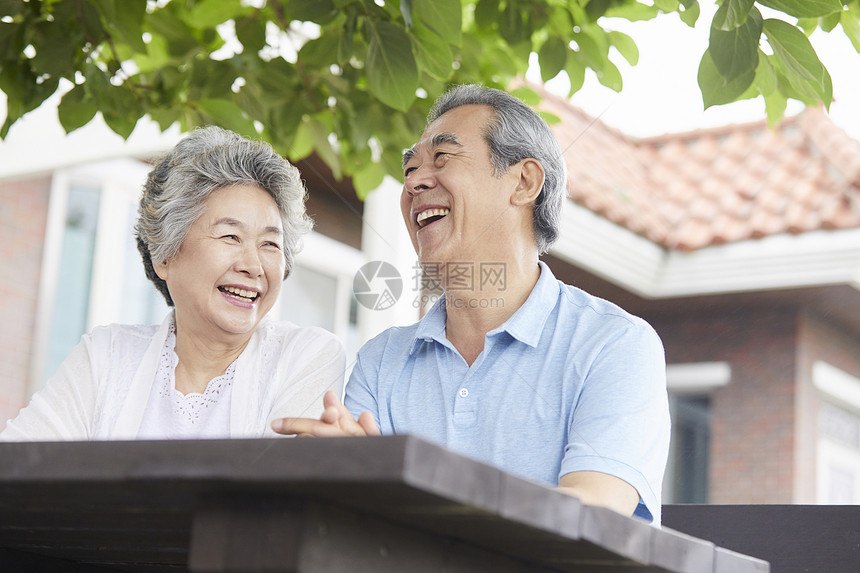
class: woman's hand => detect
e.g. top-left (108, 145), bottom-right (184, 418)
top-left (270, 390), bottom-right (381, 437)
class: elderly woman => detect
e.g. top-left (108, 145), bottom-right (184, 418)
top-left (1, 126), bottom-right (345, 440)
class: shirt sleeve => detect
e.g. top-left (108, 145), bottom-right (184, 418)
top-left (344, 343), bottom-right (382, 430)
top-left (0, 335), bottom-right (97, 441)
top-left (559, 318), bottom-right (670, 525)
top-left (264, 327), bottom-right (346, 431)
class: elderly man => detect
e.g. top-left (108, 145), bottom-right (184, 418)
top-left (274, 85), bottom-right (670, 525)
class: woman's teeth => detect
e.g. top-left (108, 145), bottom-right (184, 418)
top-left (221, 286), bottom-right (257, 300)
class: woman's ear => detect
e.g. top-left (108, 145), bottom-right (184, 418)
top-left (154, 259), bottom-right (169, 281)
top-left (511, 158), bottom-right (545, 206)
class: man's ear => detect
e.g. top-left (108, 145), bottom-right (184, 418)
top-left (511, 158), bottom-right (545, 207)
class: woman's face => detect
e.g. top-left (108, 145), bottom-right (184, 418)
top-left (155, 184), bottom-right (286, 344)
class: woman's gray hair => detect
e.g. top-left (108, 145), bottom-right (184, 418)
top-left (428, 84), bottom-right (567, 253)
top-left (135, 126), bottom-right (312, 306)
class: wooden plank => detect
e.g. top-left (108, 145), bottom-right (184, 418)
top-left (664, 504), bottom-right (860, 573)
top-left (0, 440), bottom-right (770, 573)
top-left (0, 548), bottom-right (123, 572)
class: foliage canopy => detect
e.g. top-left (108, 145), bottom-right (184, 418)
top-left (1, 0), bottom-right (857, 196)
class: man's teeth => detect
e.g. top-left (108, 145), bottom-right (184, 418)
top-left (416, 208), bottom-right (450, 227)
top-left (222, 286), bottom-right (257, 299)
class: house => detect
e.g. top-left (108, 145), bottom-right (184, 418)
top-left (2, 90), bottom-right (859, 506)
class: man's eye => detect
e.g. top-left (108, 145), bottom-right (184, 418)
top-left (404, 166), bottom-right (417, 176)
top-left (435, 152), bottom-right (447, 160)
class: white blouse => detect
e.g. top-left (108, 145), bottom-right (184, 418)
top-left (0, 313), bottom-right (346, 441)
top-left (137, 322), bottom-right (236, 439)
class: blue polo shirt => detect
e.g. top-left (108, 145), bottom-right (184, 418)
top-left (345, 262), bottom-right (669, 524)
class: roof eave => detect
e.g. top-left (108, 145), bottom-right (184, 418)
top-left (551, 200), bottom-right (860, 299)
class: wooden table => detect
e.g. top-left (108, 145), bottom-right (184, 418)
top-left (0, 436), bottom-right (768, 572)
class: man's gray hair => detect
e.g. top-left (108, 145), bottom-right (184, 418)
top-left (135, 126), bottom-right (312, 306)
top-left (428, 84), bottom-right (567, 253)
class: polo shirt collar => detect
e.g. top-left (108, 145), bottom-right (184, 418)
top-left (487, 261), bottom-right (558, 348)
top-left (409, 296), bottom-right (450, 355)
top-left (408, 261), bottom-right (559, 353)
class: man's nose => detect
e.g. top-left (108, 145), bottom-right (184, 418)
top-left (404, 164), bottom-right (435, 195)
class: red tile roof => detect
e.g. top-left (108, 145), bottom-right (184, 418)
top-left (539, 89), bottom-right (860, 251)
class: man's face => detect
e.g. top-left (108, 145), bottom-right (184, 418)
top-left (400, 104), bottom-right (520, 267)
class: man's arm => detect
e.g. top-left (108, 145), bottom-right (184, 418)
top-left (557, 471), bottom-right (640, 516)
top-left (271, 390), bottom-right (380, 437)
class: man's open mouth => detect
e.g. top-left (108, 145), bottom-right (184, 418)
top-left (416, 208), bottom-right (450, 228)
top-left (219, 286), bottom-right (259, 302)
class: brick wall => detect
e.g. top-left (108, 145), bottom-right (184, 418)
top-left (0, 175), bottom-right (51, 429)
top-left (653, 306), bottom-right (799, 503)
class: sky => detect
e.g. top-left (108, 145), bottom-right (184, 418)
top-left (535, 2), bottom-right (860, 141)
top-left (2, 2), bottom-right (860, 176)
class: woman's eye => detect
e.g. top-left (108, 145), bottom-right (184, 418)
top-left (221, 234), bottom-right (239, 242)
top-left (264, 241), bottom-right (282, 249)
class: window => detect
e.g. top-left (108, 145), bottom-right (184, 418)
top-left (30, 159), bottom-right (167, 392)
top-left (814, 361), bottom-right (860, 504)
top-left (663, 361), bottom-right (730, 504)
top-left (273, 232), bottom-right (364, 362)
top-left (43, 184), bottom-right (101, 379)
top-left (666, 395), bottom-right (711, 503)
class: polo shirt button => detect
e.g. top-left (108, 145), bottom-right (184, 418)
top-left (458, 388), bottom-right (469, 398)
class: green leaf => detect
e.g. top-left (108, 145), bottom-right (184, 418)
top-left (412, 0), bottom-right (461, 46)
top-left (678, 0), bottom-right (700, 27)
top-left (763, 89), bottom-right (788, 126)
top-left (352, 161), bottom-right (387, 200)
top-left (288, 0), bottom-right (338, 24)
top-left (819, 11), bottom-right (841, 33)
top-left (298, 34), bottom-right (339, 67)
top-left (89, 0), bottom-right (147, 52)
top-left (538, 36), bottom-right (567, 81)
top-left (841, 3), bottom-right (860, 53)
top-left (110, 0), bottom-right (147, 52)
top-left (712, 0), bottom-right (754, 31)
top-left (235, 15), bottom-right (267, 54)
top-left (763, 18), bottom-right (829, 102)
top-left (0, 0), bottom-right (23, 17)
top-left (338, 9), bottom-right (357, 64)
top-left (709, 6), bottom-right (761, 80)
top-left (753, 49), bottom-right (777, 96)
top-left (498, 1), bottom-right (525, 44)
top-left (608, 30), bottom-right (639, 66)
top-left (604, 2), bottom-right (659, 21)
top-left (697, 48), bottom-right (755, 109)
top-left (795, 17), bottom-right (818, 35)
top-left (756, 0), bottom-right (842, 19)
top-left (474, 0), bottom-right (500, 29)
top-left (307, 115), bottom-right (342, 179)
top-left (185, 0), bottom-right (253, 29)
top-left (101, 86), bottom-right (140, 139)
top-left (596, 59), bottom-right (623, 91)
top-left (194, 98), bottom-right (258, 136)
top-left (289, 117), bottom-right (314, 160)
top-left (58, 84), bottom-right (98, 133)
top-left (653, 0), bottom-right (680, 11)
top-left (511, 86), bottom-right (540, 106)
top-left (565, 53), bottom-right (586, 95)
top-left (365, 20), bottom-right (418, 111)
top-left (411, 22), bottom-right (454, 81)
top-left (538, 111), bottom-right (561, 125)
